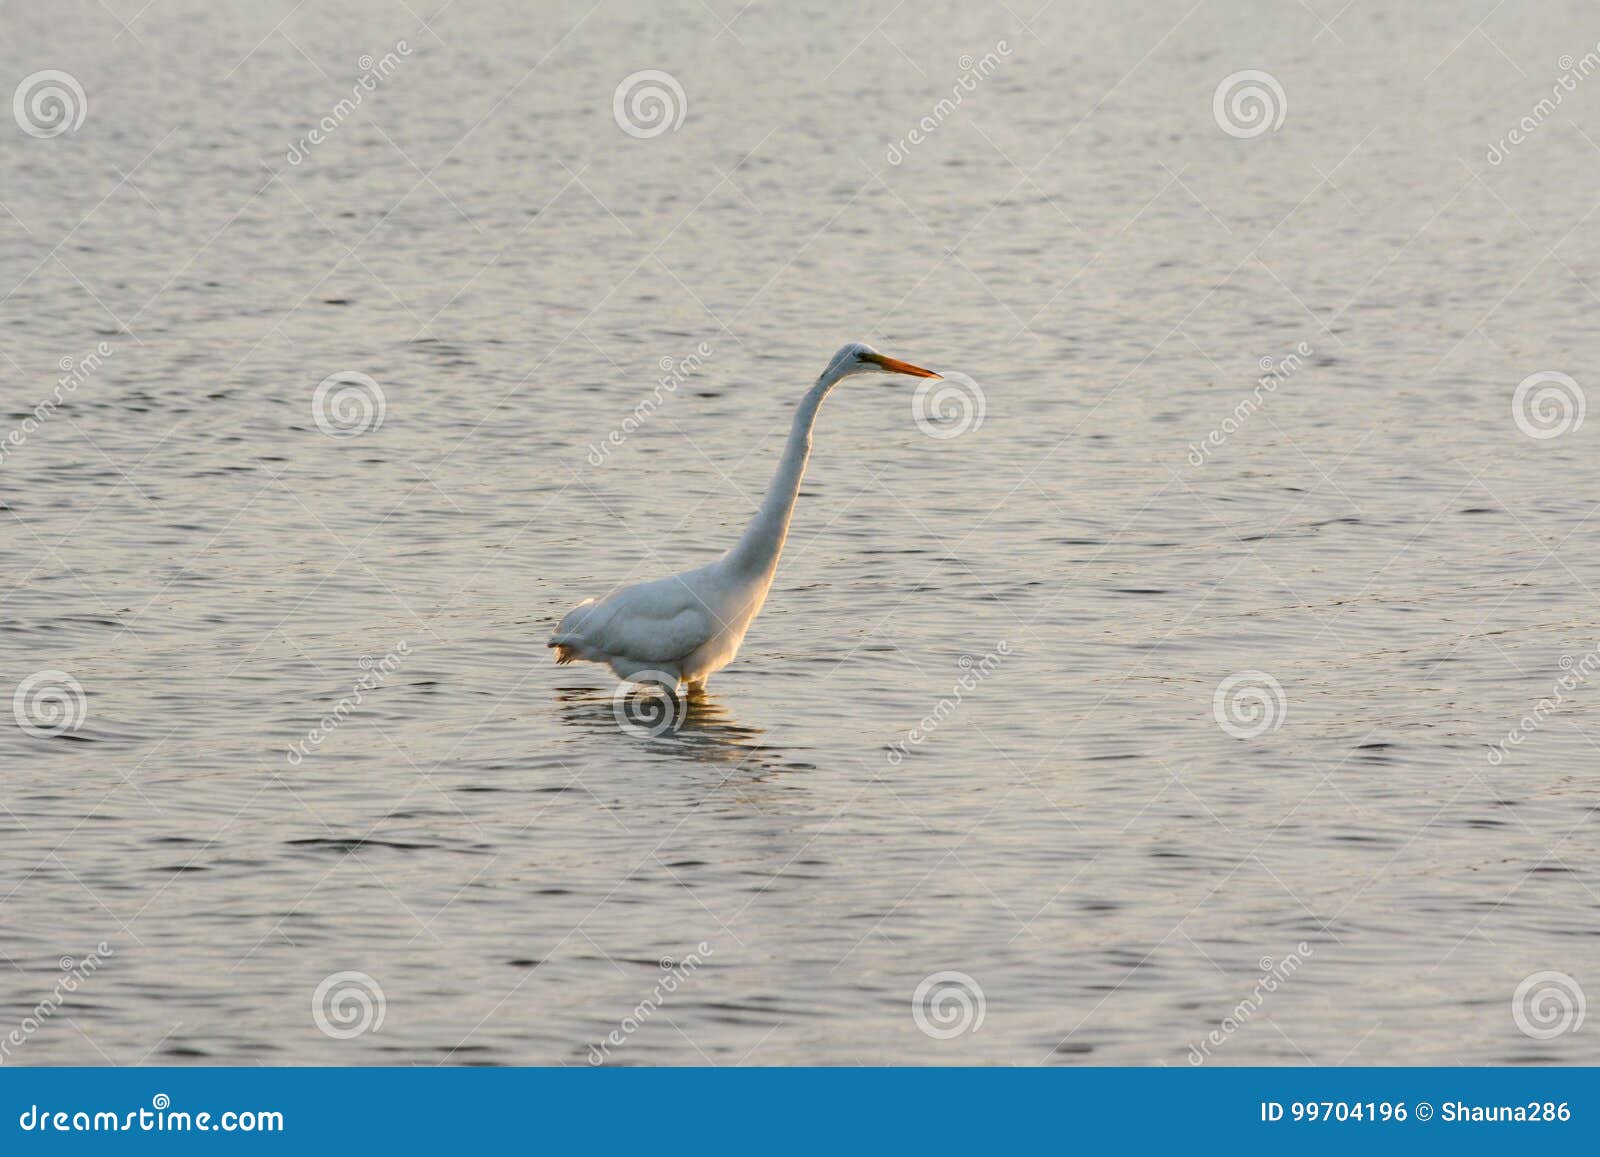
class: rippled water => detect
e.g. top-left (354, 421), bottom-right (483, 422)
top-left (2, 1), bottom-right (1598, 1066)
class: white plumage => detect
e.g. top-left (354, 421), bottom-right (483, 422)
top-left (550, 342), bottom-right (941, 692)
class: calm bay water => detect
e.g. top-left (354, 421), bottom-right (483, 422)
top-left (2, 1), bottom-right (1597, 1065)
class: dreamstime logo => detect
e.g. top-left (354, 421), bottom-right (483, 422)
top-left (611, 672), bottom-right (689, 739)
top-left (285, 42), bottom-right (412, 165)
top-left (1212, 671), bottom-right (1287, 739)
top-left (888, 642), bottom-right (1009, 764)
top-left (588, 342), bottom-right (715, 465)
top-left (1487, 642), bottom-right (1600, 765)
top-left (0, 942), bottom-right (114, 1065)
top-left (612, 70), bottom-right (686, 138)
top-left (285, 641), bottom-right (409, 765)
top-left (912, 372), bottom-right (986, 439)
top-left (1188, 341), bottom-right (1312, 467)
top-left (12, 671), bottom-right (87, 738)
top-left (1212, 70), bottom-right (1286, 139)
top-left (1487, 47), bottom-right (1600, 165)
top-left (1512, 371), bottom-right (1584, 439)
top-left (885, 42), bottom-right (1013, 165)
top-left (0, 341), bottom-right (114, 468)
top-left (13, 70), bottom-right (87, 138)
top-left (312, 371), bottom-right (386, 438)
top-left (588, 942), bottom-right (712, 1064)
top-left (911, 971), bottom-right (985, 1039)
top-left (1187, 943), bottom-right (1313, 1064)
top-left (312, 970), bottom-right (386, 1039)
top-left (1511, 970), bottom-right (1585, 1040)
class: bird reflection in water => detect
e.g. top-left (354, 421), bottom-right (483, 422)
top-left (553, 683), bottom-right (792, 771)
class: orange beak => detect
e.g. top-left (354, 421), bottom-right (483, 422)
top-left (864, 352), bottom-right (941, 379)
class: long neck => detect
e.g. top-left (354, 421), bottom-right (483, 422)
top-left (724, 375), bottom-right (837, 577)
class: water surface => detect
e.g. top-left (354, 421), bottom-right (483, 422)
top-left (1, 0), bottom-right (1597, 1065)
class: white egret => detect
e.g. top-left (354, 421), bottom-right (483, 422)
top-left (550, 342), bottom-right (941, 692)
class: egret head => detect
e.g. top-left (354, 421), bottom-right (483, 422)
top-left (822, 341), bottom-right (941, 386)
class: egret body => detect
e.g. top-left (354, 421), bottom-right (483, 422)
top-left (549, 342), bottom-right (941, 691)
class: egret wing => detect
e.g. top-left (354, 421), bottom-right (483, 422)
top-left (574, 578), bottom-right (716, 665)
